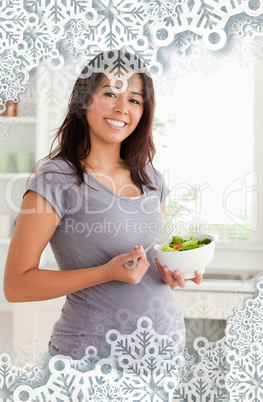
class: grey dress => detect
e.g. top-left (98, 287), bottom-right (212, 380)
top-left (26, 158), bottom-right (185, 359)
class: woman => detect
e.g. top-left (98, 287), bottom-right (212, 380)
top-left (4, 50), bottom-right (202, 360)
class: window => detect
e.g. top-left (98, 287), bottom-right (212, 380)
top-left (153, 58), bottom-right (263, 276)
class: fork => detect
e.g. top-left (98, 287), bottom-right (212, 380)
top-left (124, 220), bottom-right (175, 269)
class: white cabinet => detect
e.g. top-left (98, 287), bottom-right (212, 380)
top-left (0, 65), bottom-right (75, 346)
top-left (12, 297), bottom-right (65, 347)
top-left (0, 117), bottom-right (37, 219)
top-left (0, 71), bottom-right (52, 342)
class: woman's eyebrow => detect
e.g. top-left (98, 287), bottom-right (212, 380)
top-left (101, 84), bottom-right (144, 98)
top-left (131, 91), bottom-right (144, 98)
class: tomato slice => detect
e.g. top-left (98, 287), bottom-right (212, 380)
top-left (170, 244), bottom-right (183, 249)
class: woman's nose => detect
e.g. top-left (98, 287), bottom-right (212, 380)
top-left (113, 98), bottom-right (128, 114)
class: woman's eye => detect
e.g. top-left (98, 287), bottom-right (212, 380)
top-left (130, 99), bottom-right (140, 105)
top-left (104, 92), bottom-right (116, 98)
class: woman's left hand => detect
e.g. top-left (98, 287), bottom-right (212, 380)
top-left (154, 258), bottom-right (202, 289)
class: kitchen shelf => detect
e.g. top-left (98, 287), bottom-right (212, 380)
top-left (0, 302), bottom-right (12, 312)
top-left (0, 173), bottom-right (30, 179)
top-left (0, 239), bottom-right (11, 246)
top-left (0, 117), bottom-right (37, 124)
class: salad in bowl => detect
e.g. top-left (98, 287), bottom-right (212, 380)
top-left (154, 233), bottom-right (215, 279)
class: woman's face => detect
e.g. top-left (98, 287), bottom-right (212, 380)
top-left (86, 73), bottom-right (144, 148)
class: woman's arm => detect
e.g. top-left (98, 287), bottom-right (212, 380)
top-left (4, 191), bottom-right (149, 303)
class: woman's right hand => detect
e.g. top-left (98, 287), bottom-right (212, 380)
top-left (105, 245), bottom-right (150, 284)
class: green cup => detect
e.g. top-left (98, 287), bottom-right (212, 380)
top-left (15, 152), bottom-right (34, 173)
top-left (0, 152), bottom-right (11, 172)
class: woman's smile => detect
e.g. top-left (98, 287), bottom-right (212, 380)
top-left (104, 118), bottom-right (127, 128)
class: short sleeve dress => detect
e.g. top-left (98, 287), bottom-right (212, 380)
top-left (26, 158), bottom-right (185, 359)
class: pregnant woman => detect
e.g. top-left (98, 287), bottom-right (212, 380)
top-left (4, 50), bottom-right (202, 360)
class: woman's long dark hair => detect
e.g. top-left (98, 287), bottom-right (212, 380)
top-left (47, 50), bottom-right (156, 189)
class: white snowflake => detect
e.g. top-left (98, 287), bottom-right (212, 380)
top-left (90, 309), bottom-right (115, 337)
top-left (2, 281), bottom-right (263, 400)
top-left (226, 345), bottom-right (263, 401)
top-left (64, 19), bottom-right (92, 57)
top-left (0, 0), bottom-right (262, 99)
top-left (0, 353), bottom-right (32, 401)
top-left (0, 50), bottom-right (24, 101)
top-left (178, 348), bottom-right (195, 382)
top-left (89, 381), bottom-right (124, 401)
top-left (143, 0), bottom-right (181, 21)
top-left (227, 284), bottom-right (263, 355)
top-left (0, 118), bottom-right (17, 140)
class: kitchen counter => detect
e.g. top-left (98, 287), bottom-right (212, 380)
top-left (174, 274), bottom-right (257, 320)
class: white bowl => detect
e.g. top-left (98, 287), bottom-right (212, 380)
top-left (154, 233), bottom-right (215, 279)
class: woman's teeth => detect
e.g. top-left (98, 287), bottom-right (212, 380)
top-left (105, 119), bottom-right (125, 127)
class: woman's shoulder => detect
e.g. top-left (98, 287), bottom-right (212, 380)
top-left (29, 157), bottom-right (76, 187)
top-left (145, 164), bottom-right (169, 202)
top-left (36, 157), bottom-right (74, 174)
top-left (145, 163), bottom-right (165, 185)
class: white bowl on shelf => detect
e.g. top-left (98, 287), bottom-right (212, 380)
top-left (154, 233), bottom-right (215, 279)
